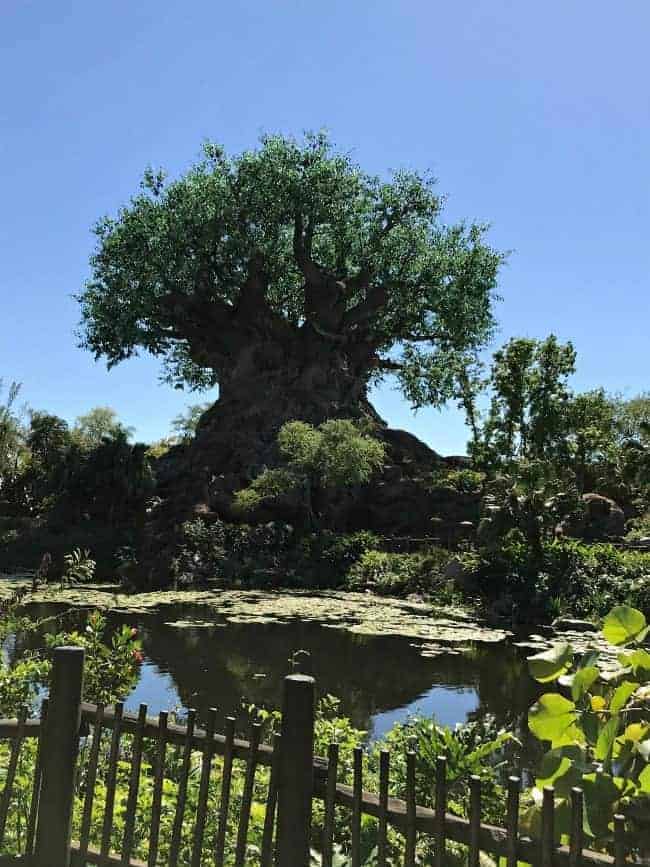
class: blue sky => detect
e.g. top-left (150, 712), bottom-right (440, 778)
top-left (1, 1), bottom-right (648, 455)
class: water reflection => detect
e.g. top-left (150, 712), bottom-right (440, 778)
top-left (18, 603), bottom-right (539, 741)
top-left (121, 608), bottom-right (538, 738)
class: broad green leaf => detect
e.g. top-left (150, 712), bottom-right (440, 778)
top-left (582, 709), bottom-right (601, 746)
top-left (595, 718), bottom-right (619, 762)
top-left (536, 747), bottom-right (583, 795)
top-left (571, 666), bottom-right (600, 701)
top-left (528, 694), bottom-right (584, 747)
top-left (582, 772), bottom-right (621, 840)
top-left (618, 648), bottom-right (650, 677)
top-left (610, 681), bottom-right (638, 713)
top-left (580, 650), bottom-right (600, 669)
top-left (603, 606), bottom-right (647, 646)
top-left (528, 643), bottom-right (574, 683)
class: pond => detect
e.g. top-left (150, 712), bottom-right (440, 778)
top-left (10, 601), bottom-right (540, 745)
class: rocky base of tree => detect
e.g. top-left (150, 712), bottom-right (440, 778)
top-left (138, 406), bottom-right (479, 586)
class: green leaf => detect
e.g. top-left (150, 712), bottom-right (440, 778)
top-left (528, 643), bottom-right (574, 683)
top-left (602, 606), bottom-right (647, 646)
top-left (610, 681), bottom-right (639, 714)
top-left (580, 650), bottom-right (600, 669)
top-left (618, 648), bottom-right (650, 677)
top-left (621, 723), bottom-right (649, 744)
top-left (571, 666), bottom-right (600, 701)
top-left (528, 694), bottom-right (585, 747)
top-left (582, 772), bottom-right (621, 840)
top-left (536, 747), bottom-right (584, 796)
top-left (595, 717), bottom-right (619, 762)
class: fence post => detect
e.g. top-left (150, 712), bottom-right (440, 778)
top-left (33, 646), bottom-right (85, 867)
top-left (276, 674), bottom-right (315, 867)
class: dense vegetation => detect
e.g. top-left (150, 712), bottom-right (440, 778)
top-left (1, 594), bottom-right (650, 861)
top-left (2, 332), bottom-right (649, 622)
top-left (2, 133), bottom-right (649, 619)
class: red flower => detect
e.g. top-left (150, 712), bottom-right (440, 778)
top-left (130, 627), bottom-right (138, 638)
top-left (132, 650), bottom-right (144, 663)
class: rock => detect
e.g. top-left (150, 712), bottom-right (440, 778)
top-left (443, 557), bottom-right (476, 591)
top-left (582, 493), bottom-right (625, 539)
top-left (551, 617), bottom-right (596, 633)
top-left (558, 493), bottom-right (625, 541)
top-left (476, 516), bottom-right (501, 549)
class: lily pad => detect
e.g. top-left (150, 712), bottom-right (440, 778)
top-left (4, 580), bottom-right (512, 659)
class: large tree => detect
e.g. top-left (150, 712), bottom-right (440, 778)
top-left (78, 133), bottom-right (503, 536)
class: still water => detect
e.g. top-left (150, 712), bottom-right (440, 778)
top-left (17, 603), bottom-right (539, 741)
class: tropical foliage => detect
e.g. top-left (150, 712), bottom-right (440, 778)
top-left (233, 419), bottom-right (386, 526)
top-left (524, 605), bottom-right (650, 852)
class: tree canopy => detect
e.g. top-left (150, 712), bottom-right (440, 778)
top-left (78, 132), bottom-right (504, 407)
top-left (73, 406), bottom-right (134, 448)
top-left (0, 380), bottom-right (27, 489)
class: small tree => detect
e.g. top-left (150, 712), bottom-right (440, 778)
top-left (0, 380), bottom-right (28, 492)
top-left (233, 419), bottom-right (386, 527)
top-left (170, 402), bottom-right (212, 441)
top-left (73, 406), bottom-right (134, 449)
top-left (480, 336), bottom-right (576, 469)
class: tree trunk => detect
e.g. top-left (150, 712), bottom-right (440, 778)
top-left (139, 329), bottom-right (466, 585)
top-left (197, 327), bottom-right (378, 482)
top-left (140, 333), bottom-right (382, 578)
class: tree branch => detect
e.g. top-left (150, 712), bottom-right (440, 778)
top-left (375, 358), bottom-right (404, 372)
top-left (404, 332), bottom-right (446, 343)
top-left (342, 285), bottom-right (388, 330)
top-left (293, 212), bottom-right (320, 284)
top-left (235, 252), bottom-right (270, 317)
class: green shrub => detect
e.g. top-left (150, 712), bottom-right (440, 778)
top-left (625, 511), bottom-right (650, 543)
top-left (173, 519), bottom-right (381, 588)
top-left (0, 519), bottom-right (132, 580)
top-left (347, 548), bottom-right (451, 596)
top-left (62, 547), bottom-right (96, 585)
top-left (172, 518), bottom-right (295, 586)
top-left (293, 530), bottom-right (381, 584)
top-left (523, 605), bottom-right (650, 856)
top-left (429, 467), bottom-right (485, 495)
top-left (465, 536), bottom-right (650, 619)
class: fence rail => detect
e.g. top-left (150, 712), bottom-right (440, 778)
top-left (0, 647), bottom-right (643, 866)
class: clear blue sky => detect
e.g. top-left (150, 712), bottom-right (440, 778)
top-left (1, 1), bottom-right (648, 455)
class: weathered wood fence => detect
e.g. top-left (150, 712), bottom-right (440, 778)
top-left (0, 646), bottom-right (640, 866)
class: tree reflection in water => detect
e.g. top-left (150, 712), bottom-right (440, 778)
top-left (15, 603), bottom-right (540, 746)
top-left (123, 609), bottom-right (539, 739)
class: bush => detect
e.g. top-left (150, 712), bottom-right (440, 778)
top-left (625, 511), bottom-right (650, 543)
top-left (62, 547), bottom-right (96, 584)
top-left (464, 535), bottom-right (650, 619)
top-left (172, 517), bottom-right (295, 586)
top-left (292, 530), bottom-right (381, 584)
top-left (347, 548), bottom-right (451, 596)
top-left (523, 604), bottom-right (650, 855)
top-left (0, 518), bottom-right (132, 580)
top-left (173, 519), bottom-right (381, 588)
top-left (429, 467), bottom-right (485, 495)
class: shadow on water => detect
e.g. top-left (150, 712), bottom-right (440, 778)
top-left (18, 602), bottom-right (539, 742)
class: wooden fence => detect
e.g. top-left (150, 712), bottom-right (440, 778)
top-left (0, 646), bottom-right (641, 867)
